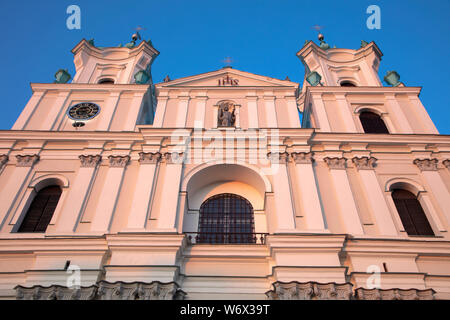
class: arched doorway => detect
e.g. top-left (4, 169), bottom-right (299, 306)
top-left (197, 193), bottom-right (255, 244)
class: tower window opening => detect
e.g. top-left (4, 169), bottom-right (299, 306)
top-left (17, 186), bottom-right (62, 233)
top-left (391, 189), bottom-right (434, 236)
top-left (359, 111), bottom-right (389, 134)
top-left (340, 81), bottom-right (356, 87)
top-left (98, 78), bottom-right (115, 84)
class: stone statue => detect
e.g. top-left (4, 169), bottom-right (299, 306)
top-left (218, 101), bottom-right (235, 127)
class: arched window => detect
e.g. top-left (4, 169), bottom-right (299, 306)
top-left (340, 81), bottom-right (356, 87)
top-left (98, 78), bottom-right (115, 84)
top-left (359, 111), bottom-right (389, 134)
top-left (197, 193), bottom-right (255, 244)
top-left (18, 186), bottom-right (62, 232)
top-left (392, 189), bottom-right (434, 236)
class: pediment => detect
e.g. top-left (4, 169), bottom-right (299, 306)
top-left (156, 68), bottom-right (298, 88)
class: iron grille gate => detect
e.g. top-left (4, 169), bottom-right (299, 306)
top-left (197, 193), bottom-right (256, 244)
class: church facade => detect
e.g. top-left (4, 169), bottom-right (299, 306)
top-left (0, 35), bottom-right (449, 300)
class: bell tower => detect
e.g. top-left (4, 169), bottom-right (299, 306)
top-left (296, 35), bottom-right (438, 135)
top-left (12, 33), bottom-right (159, 132)
top-left (297, 35), bottom-right (383, 88)
top-left (71, 34), bottom-right (159, 85)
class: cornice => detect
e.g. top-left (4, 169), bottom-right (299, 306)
top-left (0, 130), bottom-right (449, 150)
top-left (155, 67), bottom-right (298, 88)
top-left (71, 38), bottom-right (159, 60)
top-left (345, 237), bottom-right (450, 255)
top-left (297, 41), bottom-right (383, 62)
top-left (305, 85), bottom-right (422, 96)
top-left (0, 236), bottom-right (108, 252)
top-left (30, 82), bottom-right (151, 93)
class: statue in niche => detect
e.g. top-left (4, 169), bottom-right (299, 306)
top-left (218, 101), bottom-right (236, 127)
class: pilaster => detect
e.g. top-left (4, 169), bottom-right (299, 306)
top-left (291, 152), bottom-right (326, 231)
top-left (351, 157), bottom-right (397, 236)
top-left (55, 155), bottom-right (102, 233)
top-left (90, 155), bottom-right (130, 233)
top-left (324, 157), bottom-right (364, 235)
top-left (267, 152), bottom-right (296, 232)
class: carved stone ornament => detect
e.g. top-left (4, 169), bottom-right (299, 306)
top-left (413, 158), bottom-right (438, 171)
top-left (79, 155), bottom-right (102, 168)
top-left (443, 159), bottom-right (450, 169)
top-left (324, 157), bottom-right (347, 170)
top-left (15, 285), bottom-right (97, 300)
top-left (267, 152), bottom-right (290, 164)
top-left (291, 152), bottom-right (314, 164)
top-left (164, 152), bottom-right (185, 164)
top-left (266, 282), bottom-right (436, 300)
top-left (0, 154), bottom-right (8, 170)
top-left (15, 154), bottom-right (39, 167)
top-left (352, 156), bottom-right (377, 170)
top-left (217, 100), bottom-right (236, 127)
top-left (355, 288), bottom-right (435, 300)
top-left (15, 281), bottom-right (186, 300)
top-left (266, 281), bottom-right (353, 300)
top-left (138, 152), bottom-right (162, 164)
top-left (108, 155), bottom-right (130, 168)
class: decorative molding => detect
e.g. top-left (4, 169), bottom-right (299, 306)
top-left (79, 155), bottom-right (102, 168)
top-left (15, 281), bottom-right (186, 300)
top-left (138, 152), bottom-right (162, 164)
top-left (442, 159), bottom-right (450, 169)
top-left (0, 154), bottom-right (8, 170)
top-left (267, 152), bottom-right (289, 164)
top-left (164, 152), bottom-right (185, 164)
top-left (355, 288), bottom-right (435, 300)
top-left (97, 281), bottom-right (185, 300)
top-left (266, 281), bottom-right (353, 300)
top-left (15, 154), bottom-right (39, 167)
top-left (108, 155), bottom-right (130, 168)
top-left (266, 282), bottom-right (436, 300)
top-left (352, 156), bottom-right (377, 170)
top-left (16, 285), bottom-right (97, 300)
top-left (291, 152), bottom-right (314, 164)
top-left (324, 157), bottom-right (347, 170)
top-left (414, 158), bottom-right (438, 171)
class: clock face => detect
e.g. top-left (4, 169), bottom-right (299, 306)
top-left (67, 102), bottom-right (100, 120)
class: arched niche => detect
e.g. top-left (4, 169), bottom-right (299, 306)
top-left (181, 162), bottom-right (272, 234)
top-left (183, 163), bottom-right (271, 211)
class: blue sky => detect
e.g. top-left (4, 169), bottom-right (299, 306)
top-left (0, 0), bottom-right (448, 132)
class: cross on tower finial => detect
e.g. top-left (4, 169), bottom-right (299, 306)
top-left (132, 26), bottom-right (146, 41)
top-left (222, 57), bottom-right (233, 68)
top-left (311, 25), bottom-right (325, 41)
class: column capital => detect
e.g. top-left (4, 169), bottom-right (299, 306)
top-left (108, 155), bottom-right (130, 168)
top-left (15, 154), bottom-right (39, 167)
top-left (79, 154), bottom-right (102, 168)
top-left (163, 152), bottom-right (185, 164)
top-left (414, 158), bottom-right (438, 171)
top-left (324, 157), bottom-right (347, 170)
top-left (267, 152), bottom-right (289, 163)
top-left (291, 152), bottom-right (314, 164)
top-left (352, 156), bottom-right (377, 170)
top-left (443, 159), bottom-right (450, 169)
top-left (138, 152), bottom-right (162, 164)
top-left (0, 154), bottom-right (8, 170)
